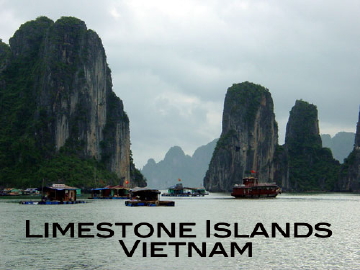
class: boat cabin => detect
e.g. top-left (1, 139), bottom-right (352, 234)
top-left (242, 177), bottom-right (258, 187)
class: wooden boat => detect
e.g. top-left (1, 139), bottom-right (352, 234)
top-left (20, 184), bottom-right (86, 204)
top-left (162, 183), bottom-right (209, 197)
top-left (89, 185), bottom-right (129, 199)
top-left (231, 177), bottom-right (281, 198)
top-left (125, 188), bottom-right (175, 206)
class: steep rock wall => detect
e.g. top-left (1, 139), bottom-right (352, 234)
top-left (8, 16), bottom-right (131, 182)
top-left (204, 82), bottom-right (278, 192)
top-left (280, 100), bottom-right (340, 191)
top-left (338, 108), bottom-right (360, 191)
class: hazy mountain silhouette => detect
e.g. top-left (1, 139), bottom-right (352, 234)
top-left (141, 139), bottom-right (218, 189)
top-left (321, 132), bottom-right (355, 163)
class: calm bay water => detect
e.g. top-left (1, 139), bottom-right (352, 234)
top-left (1, 193), bottom-right (359, 270)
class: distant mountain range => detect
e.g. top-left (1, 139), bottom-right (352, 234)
top-left (141, 132), bottom-right (354, 189)
top-left (141, 139), bottom-right (218, 189)
top-left (321, 132), bottom-right (355, 162)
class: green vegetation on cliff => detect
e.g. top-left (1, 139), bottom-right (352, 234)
top-left (205, 81), bottom-right (278, 192)
top-left (226, 82), bottom-right (270, 129)
top-left (337, 110), bottom-right (360, 191)
top-left (285, 100), bottom-right (340, 191)
top-left (0, 17), bottom-right (144, 189)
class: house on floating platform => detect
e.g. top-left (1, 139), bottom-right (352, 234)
top-left (162, 183), bottom-right (209, 197)
top-left (2, 188), bottom-right (21, 196)
top-left (20, 184), bottom-right (86, 204)
top-left (89, 185), bottom-right (130, 199)
top-left (125, 188), bottom-right (175, 206)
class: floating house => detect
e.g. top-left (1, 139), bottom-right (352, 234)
top-left (20, 184), bottom-right (86, 204)
top-left (2, 188), bottom-right (21, 196)
top-left (90, 185), bottom-right (129, 199)
top-left (125, 188), bottom-right (175, 206)
top-left (162, 183), bottom-right (209, 197)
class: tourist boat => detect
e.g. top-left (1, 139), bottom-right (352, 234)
top-left (20, 184), bottom-right (86, 204)
top-left (162, 183), bottom-right (209, 197)
top-left (231, 177), bottom-right (281, 198)
top-left (125, 188), bottom-right (175, 206)
top-left (89, 185), bottom-right (129, 199)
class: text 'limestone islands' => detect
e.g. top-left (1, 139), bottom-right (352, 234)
top-left (26, 220), bottom-right (332, 257)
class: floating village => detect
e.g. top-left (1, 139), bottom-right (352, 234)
top-left (3, 172), bottom-right (282, 207)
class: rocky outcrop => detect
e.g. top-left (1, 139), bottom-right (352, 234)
top-left (280, 100), bottom-right (340, 191)
top-left (338, 108), bottom-right (360, 191)
top-left (204, 82), bottom-right (278, 192)
top-left (1, 16), bottom-right (136, 185)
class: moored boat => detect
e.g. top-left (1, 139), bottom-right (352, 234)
top-left (125, 188), bottom-right (175, 206)
top-left (231, 177), bottom-right (281, 198)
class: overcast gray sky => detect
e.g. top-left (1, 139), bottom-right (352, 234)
top-left (1, 0), bottom-right (359, 168)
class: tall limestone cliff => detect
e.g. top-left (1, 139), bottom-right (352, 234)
top-left (204, 82), bottom-right (278, 192)
top-left (279, 100), bottom-right (339, 191)
top-left (0, 17), bottom-right (145, 187)
top-left (338, 108), bottom-right (360, 191)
